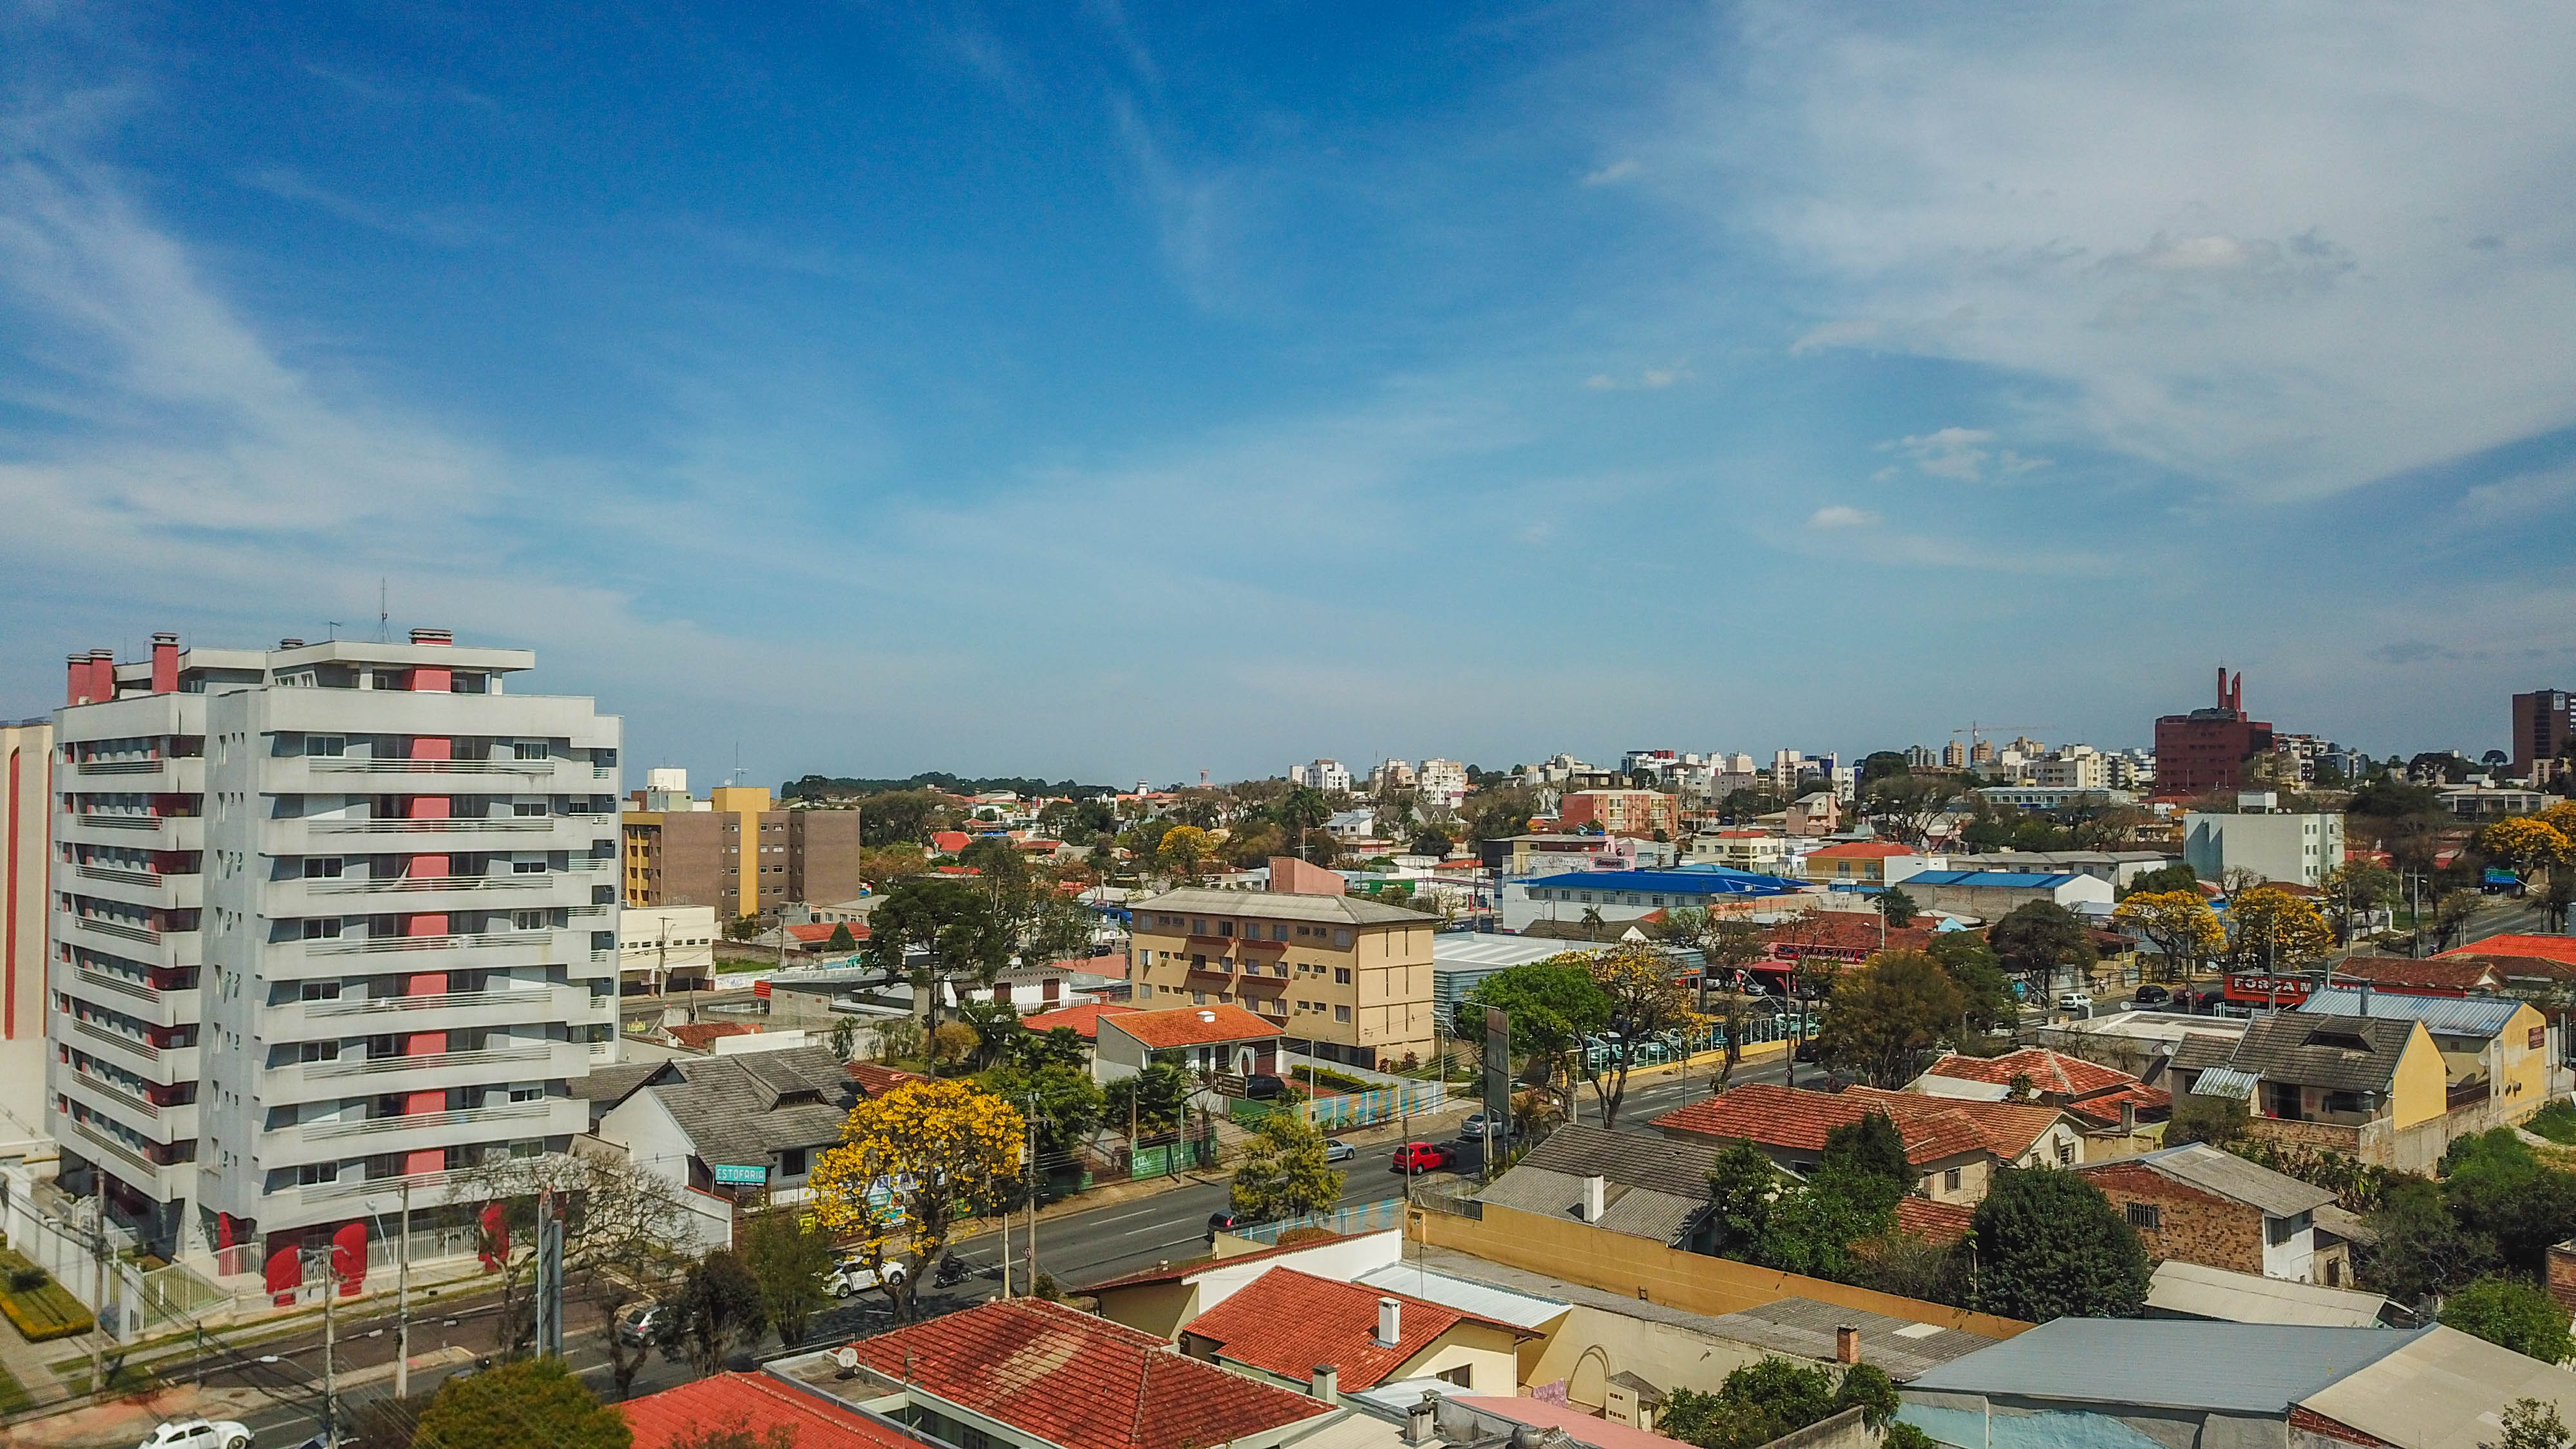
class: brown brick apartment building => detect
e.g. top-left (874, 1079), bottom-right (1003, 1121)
top-left (623, 785), bottom-right (863, 919)
top-left (2078, 1141), bottom-right (2348, 1285)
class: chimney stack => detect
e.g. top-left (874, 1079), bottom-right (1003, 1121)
top-left (2358, 981), bottom-right (2371, 1017)
top-left (90, 649), bottom-right (115, 703)
top-left (1406, 1391), bottom-right (1438, 1446)
top-left (1376, 1296), bottom-right (1401, 1348)
top-left (2121, 1100), bottom-right (2136, 1135)
top-left (1312, 1365), bottom-right (1339, 1405)
top-left (149, 632), bottom-right (178, 693)
top-left (1835, 1325), bottom-right (1861, 1365)
top-left (66, 654), bottom-right (93, 706)
top-left (409, 627), bottom-right (452, 646)
top-left (1580, 1175), bottom-right (1606, 1223)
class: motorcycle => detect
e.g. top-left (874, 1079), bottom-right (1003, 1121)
top-left (934, 1254), bottom-right (971, 1287)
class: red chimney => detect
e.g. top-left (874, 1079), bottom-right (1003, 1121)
top-left (409, 628), bottom-right (451, 647)
top-left (89, 649), bottom-right (116, 703)
top-left (150, 633), bottom-right (178, 694)
top-left (66, 654), bottom-right (91, 706)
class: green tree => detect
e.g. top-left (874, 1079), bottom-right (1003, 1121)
top-left (2441, 1130), bottom-right (2576, 1278)
top-left (2163, 1092), bottom-right (2249, 1148)
top-left (862, 878), bottom-right (1012, 1036)
top-left (1657, 1357), bottom-right (1901, 1449)
top-left (1925, 933), bottom-right (2018, 1033)
top-left (1582, 943), bottom-right (1700, 1128)
top-left (676, 1250), bottom-right (767, 1374)
top-left (1987, 902), bottom-right (2096, 984)
top-left (858, 789), bottom-right (949, 848)
top-left (956, 998), bottom-right (1026, 1070)
top-left (1812, 951), bottom-right (1965, 1088)
top-left (1821, 1110), bottom-right (1913, 1189)
top-left (2320, 861), bottom-right (2401, 944)
top-left (826, 921), bottom-right (857, 952)
top-left (1877, 888), bottom-right (1919, 929)
top-left (1106, 1060), bottom-right (1193, 1135)
top-left (737, 1209), bottom-right (834, 1348)
top-left (2443, 1278), bottom-right (2576, 1363)
top-left (1463, 958), bottom-right (1614, 1116)
top-left (2361, 1177), bottom-right (2498, 1303)
top-left (977, 1059), bottom-right (1106, 1164)
top-left (2486, 1399), bottom-right (2574, 1449)
top-left (1965, 1168), bottom-right (2150, 1321)
top-left (2119, 862), bottom-right (2201, 898)
top-left (1705, 1140), bottom-right (1778, 1259)
top-left (1231, 1112), bottom-right (1346, 1222)
top-left (412, 1356), bottom-right (632, 1449)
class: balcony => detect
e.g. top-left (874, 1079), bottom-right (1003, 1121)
top-left (307, 757), bottom-right (558, 777)
top-left (69, 914), bottom-right (158, 947)
top-left (76, 758), bottom-right (166, 777)
top-left (308, 816), bottom-right (560, 837)
top-left (263, 1099), bottom-right (575, 1166)
top-left (71, 967), bottom-right (158, 1006)
top-left (305, 1043), bottom-right (555, 1081)
top-left (64, 1115), bottom-right (187, 1188)
top-left (77, 864), bottom-right (161, 888)
top-left (72, 1016), bottom-right (160, 1062)
top-left (305, 873), bottom-right (558, 896)
top-left (62, 1068), bottom-right (163, 1120)
top-left (278, 985), bottom-right (592, 1036)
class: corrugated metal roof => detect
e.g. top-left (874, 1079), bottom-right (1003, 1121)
top-left (1906, 1320), bottom-right (2425, 1414)
top-left (1434, 936), bottom-right (1614, 969)
top-left (1520, 869), bottom-right (1805, 896)
top-left (2190, 1066), bottom-right (2262, 1100)
top-left (2146, 1260), bottom-right (2392, 1328)
top-left (1902, 871), bottom-right (2081, 889)
top-left (2112, 1142), bottom-right (2337, 1217)
top-left (1353, 1265), bottom-right (1571, 1330)
top-left (2296, 1325), bottom-right (2576, 1449)
top-left (2297, 988), bottom-right (2526, 1037)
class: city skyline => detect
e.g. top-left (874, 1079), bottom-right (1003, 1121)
top-left (3, 5), bottom-right (2572, 786)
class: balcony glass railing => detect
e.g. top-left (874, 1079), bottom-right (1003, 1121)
top-left (303, 1043), bottom-right (554, 1079)
top-left (307, 817), bottom-right (558, 835)
top-left (305, 874), bottom-right (556, 895)
top-left (301, 1099), bottom-right (552, 1142)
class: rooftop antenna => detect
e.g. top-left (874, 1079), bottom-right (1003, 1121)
top-left (326, 621), bottom-right (343, 641)
top-left (377, 580), bottom-right (390, 643)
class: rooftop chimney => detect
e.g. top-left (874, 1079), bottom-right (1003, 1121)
top-left (1312, 1365), bottom-right (1339, 1405)
top-left (409, 627), bottom-right (452, 646)
top-left (89, 649), bottom-right (116, 703)
top-left (1580, 1174), bottom-right (1606, 1223)
top-left (1406, 1392), bottom-right (1439, 1446)
top-left (150, 632), bottom-right (178, 693)
top-left (2120, 1100), bottom-right (2136, 1135)
top-left (278, 638), bottom-right (304, 650)
top-left (66, 654), bottom-right (93, 706)
top-left (1375, 1296), bottom-right (1401, 1348)
top-left (2358, 981), bottom-right (2371, 1016)
top-left (1835, 1325), bottom-right (1861, 1365)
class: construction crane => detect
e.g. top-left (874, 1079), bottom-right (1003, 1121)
top-left (1950, 721), bottom-right (2052, 753)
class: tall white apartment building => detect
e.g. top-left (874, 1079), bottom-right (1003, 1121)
top-left (1289, 759), bottom-right (1352, 793)
top-left (1416, 759), bottom-right (1468, 811)
top-left (49, 630), bottom-right (621, 1280)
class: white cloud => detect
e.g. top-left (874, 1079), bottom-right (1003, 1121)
top-left (1582, 158), bottom-right (1641, 186)
top-left (1807, 504), bottom-right (1879, 529)
top-left (1879, 427), bottom-right (2050, 483)
top-left (1582, 363), bottom-right (1690, 392)
top-left (1656, 4), bottom-right (2576, 499)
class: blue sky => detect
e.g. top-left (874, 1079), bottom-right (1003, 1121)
top-left (4, 3), bottom-right (2573, 786)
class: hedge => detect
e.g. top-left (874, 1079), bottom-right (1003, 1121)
top-left (0, 1249), bottom-right (96, 1343)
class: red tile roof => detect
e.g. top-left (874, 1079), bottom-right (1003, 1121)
top-left (788, 921), bottom-right (871, 943)
top-left (1019, 1002), bottom-right (1142, 1040)
top-left (931, 831), bottom-right (972, 853)
top-left (1761, 913), bottom-right (1940, 958)
top-left (1893, 1197), bottom-right (1974, 1245)
top-left (1654, 1083), bottom-right (2066, 1164)
top-left (1807, 842), bottom-right (1921, 860)
top-left (623, 1374), bottom-right (909, 1449)
top-left (666, 1021), bottom-right (764, 1051)
top-left (1180, 1268), bottom-right (1533, 1391)
top-left (848, 1063), bottom-right (930, 1097)
top-left (1923, 1048), bottom-right (2137, 1097)
top-left (2441, 934), bottom-right (2576, 969)
top-left (842, 1298), bottom-right (1326, 1449)
top-left (2061, 1081), bottom-right (2172, 1127)
top-left (1102, 1003), bottom-right (1284, 1049)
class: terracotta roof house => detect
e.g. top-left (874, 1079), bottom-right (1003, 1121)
top-left (1911, 1048), bottom-right (2172, 1130)
top-left (1084, 1229), bottom-right (1407, 1339)
top-left (1759, 912), bottom-right (1940, 965)
top-left (1179, 1267), bottom-right (1538, 1395)
top-left (1653, 1083), bottom-right (2088, 1206)
top-left (590, 1045), bottom-right (862, 1225)
top-left (1801, 842), bottom-right (1933, 889)
top-left (621, 1372), bottom-right (911, 1449)
top-left (1094, 1003), bottom-right (1284, 1085)
top-left (769, 1298), bottom-right (1338, 1449)
top-left (847, 1062), bottom-right (930, 1098)
top-left (1019, 1001), bottom-right (1144, 1041)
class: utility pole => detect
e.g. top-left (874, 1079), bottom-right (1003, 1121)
top-left (998, 1182), bottom-right (1012, 1298)
top-left (1025, 1093), bottom-right (1041, 1293)
top-left (395, 1181), bottom-right (412, 1400)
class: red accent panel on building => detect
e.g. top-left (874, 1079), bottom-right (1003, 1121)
top-left (331, 1221), bottom-right (368, 1297)
top-left (149, 633), bottom-right (178, 694)
top-left (265, 1245), bottom-right (302, 1305)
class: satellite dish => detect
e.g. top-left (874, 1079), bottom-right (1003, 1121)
top-left (834, 1347), bottom-right (861, 1372)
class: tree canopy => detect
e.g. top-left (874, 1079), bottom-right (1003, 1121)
top-left (1812, 951), bottom-right (1965, 1088)
top-left (1658, 1358), bottom-right (1900, 1449)
top-left (2110, 890), bottom-right (2223, 976)
top-left (2223, 886), bottom-right (2334, 970)
top-left (1987, 901), bottom-right (2096, 981)
top-left (412, 1356), bottom-right (631, 1449)
top-left (808, 1078), bottom-right (1025, 1316)
top-left (1964, 1168), bottom-right (2149, 1321)
top-left (2441, 1277), bottom-right (2576, 1363)
top-left (1231, 1111), bottom-right (1346, 1222)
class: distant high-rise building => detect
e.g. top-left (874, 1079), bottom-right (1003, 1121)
top-left (2512, 690), bottom-right (2571, 778)
top-left (1903, 745), bottom-right (1936, 769)
top-left (1289, 759), bottom-right (1352, 793)
top-left (1969, 739), bottom-right (1997, 765)
top-left (621, 784), bottom-right (863, 915)
top-left (1942, 740), bottom-right (1967, 769)
top-left (50, 630), bottom-right (620, 1273)
top-left (2154, 667), bottom-right (2277, 797)
top-left (1416, 759), bottom-right (1468, 811)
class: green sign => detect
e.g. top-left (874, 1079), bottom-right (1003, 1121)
top-left (712, 1164), bottom-right (768, 1186)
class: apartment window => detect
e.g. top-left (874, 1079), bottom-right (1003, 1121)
top-left (1437, 1366), bottom-right (1473, 1388)
top-left (295, 1041), bottom-right (339, 1064)
top-left (1334, 929), bottom-right (1352, 948)
top-left (299, 982), bottom-right (341, 1002)
top-left (1272, 924), bottom-right (1289, 941)
top-left (296, 1162), bottom-right (340, 1186)
top-left (513, 911), bottom-right (547, 931)
top-left (513, 802), bottom-right (548, 817)
top-left (1193, 919), bottom-right (1208, 935)
top-left (1334, 1005), bottom-right (1352, 1023)
top-left (513, 741), bottom-right (550, 761)
top-left (301, 918), bottom-right (341, 940)
top-left (301, 858), bottom-right (343, 879)
top-left (303, 735), bottom-right (345, 757)
top-left (509, 1083), bottom-right (544, 1103)
top-left (1943, 1167), bottom-right (1961, 1193)
top-left (513, 859), bottom-right (546, 874)
top-left (1218, 921), bottom-right (1233, 937)
top-left (451, 673), bottom-right (488, 694)
top-left (2266, 1215), bottom-right (2295, 1246)
top-left (1334, 967), bottom-right (1352, 985)
top-left (2056, 1141), bottom-right (2076, 1166)
top-left (1191, 991), bottom-right (1206, 1005)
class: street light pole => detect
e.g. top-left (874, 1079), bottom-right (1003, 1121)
top-left (396, 1182), bottom-right (412, 1401)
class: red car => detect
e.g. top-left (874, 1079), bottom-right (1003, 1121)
top-left (1390, 1141), bottom-right (1453, 1173)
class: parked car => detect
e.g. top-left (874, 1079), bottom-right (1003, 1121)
top-left (138, 1421), bottom-right (253, 1449)
top-left (1206, 1208), bottom-right (1270, 1241)
top-left (2057, 990), bottom-right (2094, 1012)
top-left (820, 1256), bottom-right (908, 1298)
top-left (1243, 1073), bottom-right (1289, 1100)
top-left (614, 1302), bottom-right (674, 1347)
top-left (2132, 984), bottom-right (2171, 1007)
top-left (1458, 1112), bottom-right (1517, 1143)
top-left (1323, 1137), bottom-right (1356, 1163)
top-left (1391, 1141), bottom-right (1454, 1173)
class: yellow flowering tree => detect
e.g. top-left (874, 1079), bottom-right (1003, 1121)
top-left (2222, 886), bottom-right (2334, 972)
top-left (2110, 890), bottom-right (2224, 980)
top-left (1156, 825), bottom-right (1215, 882)
top-left (807, 1078), bottom-right (1025, 1318)
top-left (2480, 817), bottom-right (2573, 885)
top-left (1581, 943), bottom-right (1704, 1128)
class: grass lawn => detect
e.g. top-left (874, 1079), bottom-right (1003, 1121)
top-left (0, 1361), bottom-right (33, 1415)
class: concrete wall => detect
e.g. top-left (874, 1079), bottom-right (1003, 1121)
top-left (1530, 1302), bottom-right (1775, 1412)
top-left (1412, 1202), bottom-right (2029, 1340)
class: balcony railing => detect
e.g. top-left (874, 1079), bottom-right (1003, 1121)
top-left (305, 988), bottom-right (560, 1019)
top-left (72, 1018), bottom-right (160, 1061)
top-left (303, 1099), bottom-right (553, 1143)
top-left (77, 864), bottom-right (162, 887)
top-left (307, 874), bottom-right (554, 896)
top-left (74, 968), bottom-right (158, 1004)
top-left (296, 1164), bottom-right (476, 1207)
top-left (68, 1117), bottom-right (171, 1179)
top-left (73, 815), bottom-right (171, 831)
top-left (77, 759), bottom-right (165, 775)
top-left (71, 916), bottom-right (160, 945)
top-left (308, 818), bottom-right (558, 835)
top-left (305, 1043), bottom-right (554, 1080)
top-left (303, 931), bottom-right (551, 957)
top-left (308, 759), bottom-right (558, 776)
top-left (68, 1071), bottom-right (160, 1119)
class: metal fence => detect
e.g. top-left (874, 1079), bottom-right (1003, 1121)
top-left (1231, 1081), bottom-right (1451, 1131)
top-left (1232, 1196), bottom-right (1409, 1245)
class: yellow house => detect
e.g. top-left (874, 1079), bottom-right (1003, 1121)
top-left (2294, 989), bottom-right (2553, 1126)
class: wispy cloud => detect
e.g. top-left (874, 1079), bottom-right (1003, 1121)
top-left (1582, 158), bottom-right (1640, 187)
top-left (1808, 504), bottom-right (1878, 529)
top-left (1879, 427), bottom-right (2049, 483)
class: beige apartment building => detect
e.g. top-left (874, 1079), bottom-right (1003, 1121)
top-left (1126, 860), bottom-right (1437, 1070)
top-left (621, 783), bottom-right (864, 919)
